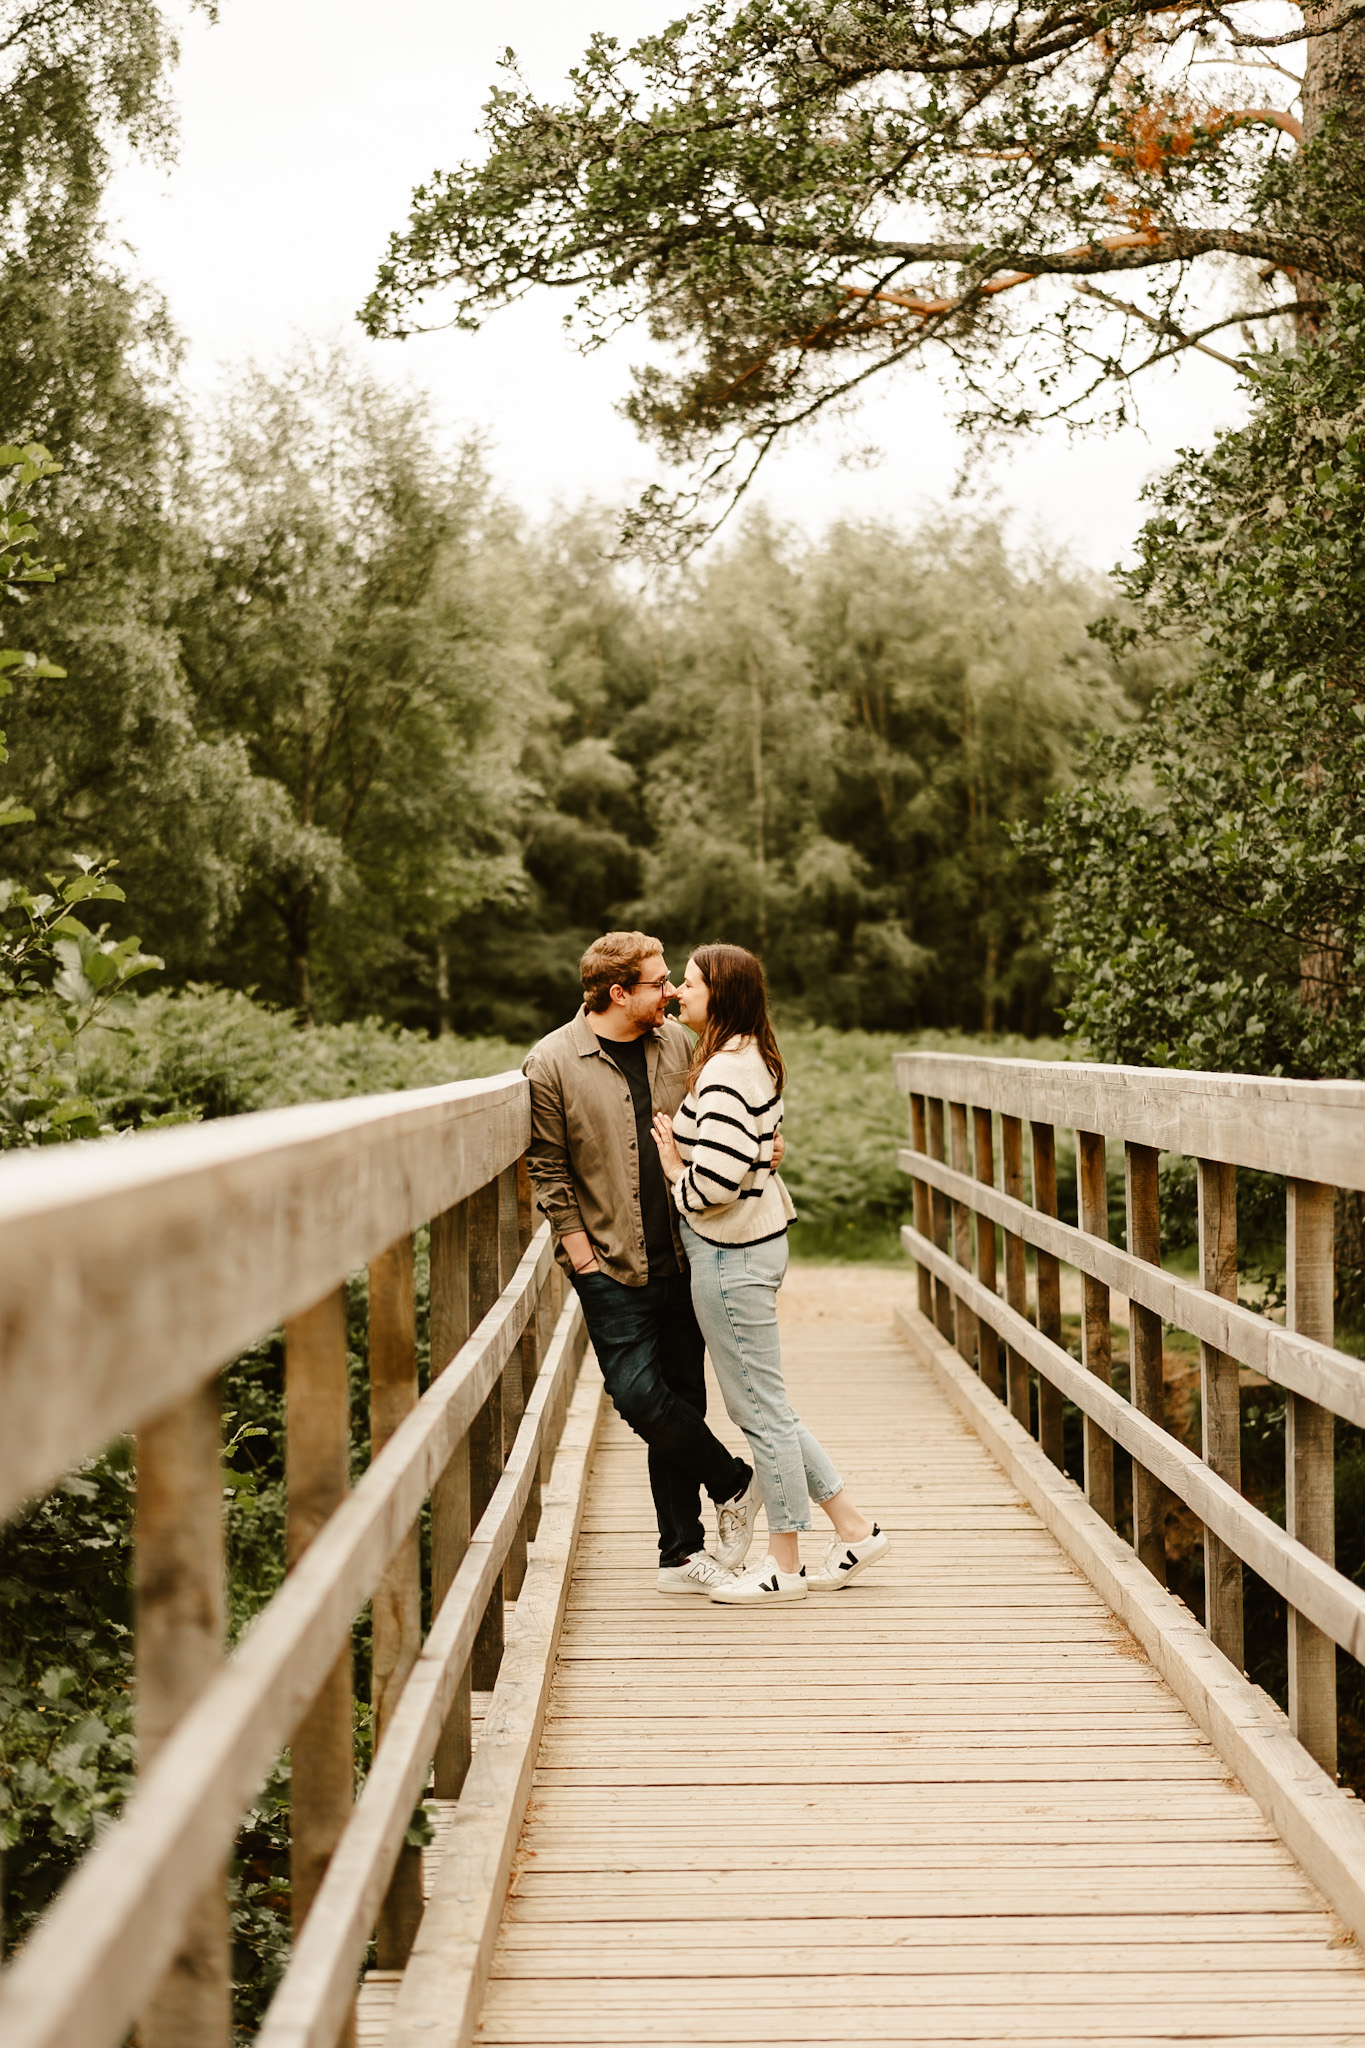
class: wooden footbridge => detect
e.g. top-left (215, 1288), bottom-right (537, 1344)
top-left (5, 1055), bottom-right (1365, 2046)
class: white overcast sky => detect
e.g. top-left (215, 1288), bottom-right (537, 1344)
top-left (109, 0), bottom-right (1251, 570)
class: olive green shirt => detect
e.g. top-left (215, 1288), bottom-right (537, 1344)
top-left (522, 1009), bottom-right (694, 1286)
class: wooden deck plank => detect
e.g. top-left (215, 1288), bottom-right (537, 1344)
top-left (471, 1311), bottom-right (1365, 2048)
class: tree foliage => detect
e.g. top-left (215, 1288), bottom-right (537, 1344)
top-left (178, 348), bottom-right (543, 1020)
top-left (364, 0), bottom-right (1365, 544)
top-left (1037, 284), bottom-right (1365, 1078)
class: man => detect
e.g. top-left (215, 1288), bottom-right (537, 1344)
top-left (523, 931), bottom-right (763, 1590)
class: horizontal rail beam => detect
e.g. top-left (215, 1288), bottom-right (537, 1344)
top-left (895, 1054), bottom-right (1365, 1191)
top-left (896, 1299), bottom-right (1365, 1958)
top-left (255, 1291), bottom-right (587, 2048)
top-left (0, 1225), bottom-right (554, 2048)
top-left (899, 1145), bottom-right (1365, 1425)
top-left (902, 1223), bottom-right (1365, 1666)
top-left (0, 1073), bottom-right (531, 1520)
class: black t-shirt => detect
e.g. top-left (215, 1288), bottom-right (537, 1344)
top-left (599, 1033), bottom-right (679, 1277)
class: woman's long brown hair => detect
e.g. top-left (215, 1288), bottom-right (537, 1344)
top-left (686, 944), bottom-right (786, 1095)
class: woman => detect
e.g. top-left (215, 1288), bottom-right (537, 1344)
top-left (651, 944), bottom-right (889, 1605)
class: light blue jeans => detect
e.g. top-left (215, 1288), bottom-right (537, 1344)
top-left (680, 1220), bottom-right (843, 1534)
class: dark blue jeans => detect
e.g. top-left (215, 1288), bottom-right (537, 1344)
top-left (571, 1265), bottom-right (751, 1567)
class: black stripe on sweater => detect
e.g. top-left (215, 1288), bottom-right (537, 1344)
top-left (697, 1082), bottom-right (781, 1116)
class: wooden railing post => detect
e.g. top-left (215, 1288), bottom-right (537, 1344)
top-left (908, 1094), bottom-right (934, 1321)
top-left (285, 1286), bottom-right (356, 2048)
top-left (926, 1098), bottom-right (955, 1341)
top-left (498, 1164), bottom-right (529, 1600)
top-left (516, 1156), bottom-right (544, 1544)
top-left (468, 1178), bottom-right (505, 1690)
top-left (1197, 1159), bottom-right (1243, 1670)
top-left (948, 1103), bottom-right (980, 1373)
top-left (1124, 1142), bottom-right (1167, 1585)
top-left (537, 1257), bottom-right (565, 1495)
top-left (368, 1233), bottom-right (422, 1968)
top-left (1030, 1123), bottom-right (1066, 1468)
top-left (971, 1106), bottom-right (1004, 1398)
top-left (1286, 1179), bottom-right (1337, 1774)
top-left (135, 1380), bottom-right (229, 2048)
top-left (1077, 1131), bottom-right (1116, 1529)
top-left (430, 1198), bottom-right (472, 1797)
top-left (1000, 1114), bottom-right (1032, 1428)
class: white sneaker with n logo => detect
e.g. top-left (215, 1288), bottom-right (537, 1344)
top-left (708, 1555), bottom-right (807, 1605)
top-left (807, 1524), bottom-right (889, 1591)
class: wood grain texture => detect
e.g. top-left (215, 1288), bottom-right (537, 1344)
top-left (0, 1074), bottom-right (529, 1520)
top-left (1198, 1160), bottom-right (1243, 1672)
top-left (1077, 1132), bottom-right (1115, 1530)
top-left (894, 1052), bottom-right (1365, 1188)
top-left (999, 1114), bottom-right (1031, 1427)
top-left (462, 1311), bottom-right (1365, 2048)
top-left (1124, 1142), bottom-right (1167, 1586)
top-left (971, 1107), bottom-right (1002, 1398)
top-left (0, 1228), bottom-right (552, 2048)
top-left (286, 1288), bottom-right (355, 1972)
top-left (897, 1298), bottom-right (1365, 1965)
top-left (900, 1221), bottom-right (1365, 1664)
top-left (1287, 1180), bottom-right (1338, 1775)
top-left (908, 1095), bottom-right (933, 1321)
top-left (134, 1380), bottom-right (229, 2048)
top-left (368, 1235), bottom-right (423, 1970)
top-left (429, 1200), bottom-right (473, 1800)
top-left (256, 1293), bottom-right (592, 2048)
top-left (899, 1143), bottom-right (1365, 1425)
top-left (1029, 1123), bottom-right (1066, 1469)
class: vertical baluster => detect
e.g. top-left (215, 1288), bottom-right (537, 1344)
top-left (1124, 1143), bottom-right (1167, 1584)
top-left (948, 1103), bottom-right (980, 1371)
top-left (135, 1380), bottom-right (229, 2048)
top-left (908, 1093), bottom-right (934, 1321)
top-left (368, 1233), bottom-right (422, 1967)
top-left (1197, 1160), bottom-right (1243, 1670)
top-left (468, 1178), bottom-right (505, 1690)
top-left (1078, 1131), bottom-right (1116, 1529)
top-left (430, 1199), bottom-right (473, 1798)
top-left (1030, 1123), bottom-right (1066, 1468)
top-left (537, 1253), bottom-right (564, 1493)
top-left (498, 1164), bottom-right (528, 1600)
top-left (516, 1156), bottom-right (544, 1543)
top-left (1286, 1179), bottom-right (1337, 1774)
top-left (1000, 1115), bottom-right (1032, 1427)
top-left (971, 1107), bottom-right (1003, 1398)
top-left (926, 1098), bottom-right (954, 1341)
top-left (286, 1287), bottom-right (356, 2048)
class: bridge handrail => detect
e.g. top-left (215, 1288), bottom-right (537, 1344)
top-left (0, 1070), bottom-right (584, 2048)
top-left (0, 1071), bottom-right (530, 1521)
top-left (897, 1048), bottom-right (1360, 1783)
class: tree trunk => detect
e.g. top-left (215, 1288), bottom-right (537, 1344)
top-left (436, 935), bottom-right (452, 1036)
top-left (1301, 3), bottom-right (1365, 145)
top-left (285, 886), bottom-right (316, 1026)
top-left (747, 648), bottom-right (767, 948)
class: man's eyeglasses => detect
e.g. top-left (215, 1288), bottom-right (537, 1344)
top-left (635, 973), bottom-right (673, 992)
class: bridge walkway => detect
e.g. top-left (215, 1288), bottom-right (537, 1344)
top-left (386, 1308), bottom-right (1365, 2047)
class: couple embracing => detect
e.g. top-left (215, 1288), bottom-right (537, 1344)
top-left (523, 930), bottom-right (888, 1604)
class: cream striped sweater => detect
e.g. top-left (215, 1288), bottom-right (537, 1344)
top-left (671, 1036), bottom-right (796, 1247)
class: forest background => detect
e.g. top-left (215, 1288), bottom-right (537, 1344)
top-left (4, 0), bottom-right (1365, 2033)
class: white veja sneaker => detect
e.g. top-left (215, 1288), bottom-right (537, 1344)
top-left (715, 1473), bottom-right (762, 1570)
top-left (807, 1523), bottom-right (890, 1591)
top-left (709, 1554), bottom-right (808, 1605)
top-left (657, 1550), bottom-right (737, 1595)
